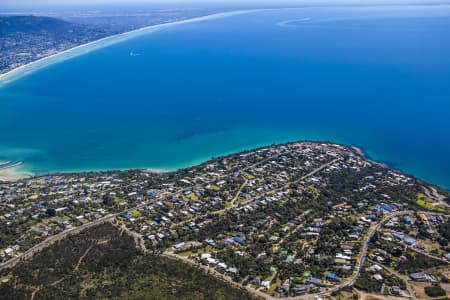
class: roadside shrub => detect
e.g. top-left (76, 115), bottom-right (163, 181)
top-left (424, 285), bottom-right (446, 298)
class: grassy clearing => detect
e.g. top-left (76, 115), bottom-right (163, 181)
top-left (417, 193), bottom-right (433, 209)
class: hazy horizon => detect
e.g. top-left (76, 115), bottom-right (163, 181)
top-left (2, 0), bottom-right (450, 8)
top-left (3, 0), bottom-right (450, 16)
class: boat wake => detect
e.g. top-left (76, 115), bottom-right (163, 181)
top-left (130, 50), bottom-right (141, 57)
top-left (276, 18), bottom-right (312, 28)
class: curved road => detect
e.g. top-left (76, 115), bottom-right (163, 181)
top-left (1, 190), bottom-right (447, 300)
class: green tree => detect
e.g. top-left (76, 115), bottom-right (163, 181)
top-left (45, 208), bottom-right (56, 217)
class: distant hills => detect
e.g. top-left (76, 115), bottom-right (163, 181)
top-left (0, 15), bottom-right (81, 36)
top-left (0, 9), bottom-right (214, 75)
top-left (0, 15), bottom-right (112, 74)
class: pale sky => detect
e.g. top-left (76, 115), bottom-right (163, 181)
top-left (1, 0), bottom-right (448, 12)
top-left (1, 0), bottom-right (445, 5)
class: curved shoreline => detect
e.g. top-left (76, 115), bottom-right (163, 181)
top-left (1, 140), bottom-right (448, 192)
top-left (351, 146), bottom-right (389, 168)
top-left (0, 9), bottom-right (263, 87)
top-left (1, 7), bottom-right (449, 192)
top-left (0, 9), bottom-right (265, 182)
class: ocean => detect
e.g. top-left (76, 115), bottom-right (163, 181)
top-left (1, 5), bottom-right (450, 189)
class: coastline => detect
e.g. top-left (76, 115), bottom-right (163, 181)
top-left (0, 9), bottom-right (263, 86)
top-left (0, 9), bottom-right (265, 181)
top-left (1, 8), bottom-right (449, 192)
top-left (0, 167), bottom-right (30, 182)
top-left (2, 140), bottom-right (447, 192)
top-left (351, 146), bottom-right (389, 168)
top-left (0, 162), bottom-right (24, 182)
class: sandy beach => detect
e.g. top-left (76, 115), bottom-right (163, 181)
top-left (1, 5), bottom-right (449, 190)
top-left (0, 9), bottom-right (261, 86)
top-left (0, 160), bottom-right (30, 181)
top-left (0, 168), bottom-right (27, 182)
top-left (0, 9), bottom-right (261, 183)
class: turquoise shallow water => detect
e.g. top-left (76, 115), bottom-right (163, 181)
top-left (1, 5), bottom-right (450, 189)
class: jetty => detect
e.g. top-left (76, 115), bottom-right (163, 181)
top-left (0, 161), bottom-right (24, 171)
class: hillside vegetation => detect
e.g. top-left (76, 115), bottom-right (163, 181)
top-left (0, 223), bottom-right (258, 300)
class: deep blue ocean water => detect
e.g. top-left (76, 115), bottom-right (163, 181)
top-left (1, 5), bottom-right (450, 188)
